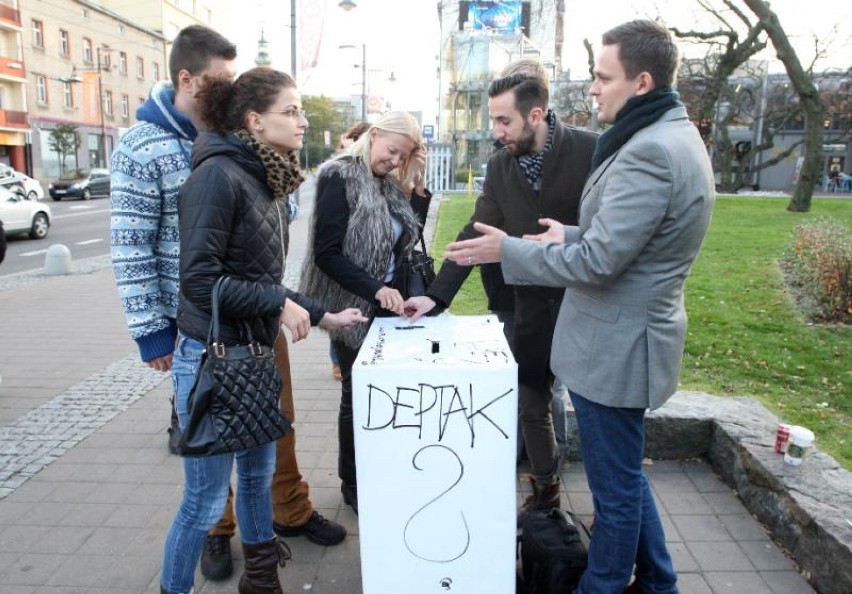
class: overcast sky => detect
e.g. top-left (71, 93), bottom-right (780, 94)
top-left (217, 0), bottom-right (851, 126)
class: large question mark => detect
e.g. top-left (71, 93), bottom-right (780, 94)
top-left (403, 444), bottom-right (470, 563)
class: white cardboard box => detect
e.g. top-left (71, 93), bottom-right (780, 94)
top-left (353, 315), bottom-right (518, 593)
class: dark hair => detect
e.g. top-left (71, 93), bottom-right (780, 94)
top-left (339, 121), bottom-right (370, 148)
top-left (487, 73), bottom-right (548, 117)
top-left (197, 67), bottom-right (296, 132)
top-left (168, 25), bottom-right (237, 87)
top-left (601, 20), bottom-right (679, 88)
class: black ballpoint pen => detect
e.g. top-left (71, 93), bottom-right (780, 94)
top-left (394, 325), bottom-right (425, 330)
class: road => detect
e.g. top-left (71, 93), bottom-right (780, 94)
top-left (1, 198), bottom-right (111, 275)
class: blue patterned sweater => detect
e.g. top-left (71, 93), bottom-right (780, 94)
top-left (110, 81), bottom-right (197, 362)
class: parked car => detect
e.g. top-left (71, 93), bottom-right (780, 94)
top-left (0, 165), bottom-right (45, 201)
top-left (48, 168), bottom-right (110, 201)
top-left (0, 186), bottom-right (51, 239)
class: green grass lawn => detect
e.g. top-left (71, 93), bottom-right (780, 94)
top-left (430, 193), bottom-right (851, 469)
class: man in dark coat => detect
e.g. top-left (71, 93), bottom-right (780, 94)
top-left (405, 70), bottom-right (597, 519)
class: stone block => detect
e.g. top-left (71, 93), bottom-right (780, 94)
top-left (562, 390), bottom-right (852, 594)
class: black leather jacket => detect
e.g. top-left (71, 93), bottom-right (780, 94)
top-left (177, 131), bottom-right (324, 347)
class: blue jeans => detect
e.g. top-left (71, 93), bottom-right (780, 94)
top-left (570, 391), bottom-right (678, 594)
top-left (161, 334), bottom-right (277, 594)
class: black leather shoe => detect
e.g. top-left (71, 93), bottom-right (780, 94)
top-left (200, 534), bottom-right (233, 580)
top-left (273, 511), bottom-right (347, 546)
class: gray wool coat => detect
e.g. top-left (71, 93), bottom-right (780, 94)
top-left (501, 106), bottom-right (715, 410)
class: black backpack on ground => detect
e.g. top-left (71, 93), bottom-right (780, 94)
top-left (519, 508), bottom-right (591, 594)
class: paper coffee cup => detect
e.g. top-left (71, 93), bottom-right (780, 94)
top-left (784, 426), bottom-right (815, 466)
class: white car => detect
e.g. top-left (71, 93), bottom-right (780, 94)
top-left (0, 185), bottom-right (51, 239)
top-left (0, 166), bottom-right (45, 201)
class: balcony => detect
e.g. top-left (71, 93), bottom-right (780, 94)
top-left (0, 56), bottom-right (25, 81)
top-left (0, 108), bottom-right (29, 129)
top-left (0, 4), bottom-right (21, 30)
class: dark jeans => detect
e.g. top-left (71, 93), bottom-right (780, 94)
top-left (570, 391), bottom-right (678, 594)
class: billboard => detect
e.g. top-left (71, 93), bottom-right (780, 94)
top-left (469, 1), bottom-right (523, 33)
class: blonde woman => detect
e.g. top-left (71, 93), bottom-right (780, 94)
top-left (300, 111), bottom-right (431, 513)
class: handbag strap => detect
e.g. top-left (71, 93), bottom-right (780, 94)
top-left (208, 277), bottom-right (258, 353)
top-left (417, 227), bottom-right (429, 254)
top-left (208, 277), bottom-right (226, 345)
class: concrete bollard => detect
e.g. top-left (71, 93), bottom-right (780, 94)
top-left (44, 244), bottom-right (73, 275)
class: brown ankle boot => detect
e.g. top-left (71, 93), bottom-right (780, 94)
top-left (518, 477), bottom-right (561, 525)
top-left (238, 538), bottom-right (291, 594)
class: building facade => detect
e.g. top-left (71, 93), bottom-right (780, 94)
top-left (20, 0), bottom-right (168, 179)
top-left (438, 0), bottom-right (562, 175)
top-left (0, 1), bottom-right (29, 173)
top-left (97, 0), bottom-right (217, 47)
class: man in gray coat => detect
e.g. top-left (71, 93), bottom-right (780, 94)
top-left (444, 20), bottom-right (715, 594)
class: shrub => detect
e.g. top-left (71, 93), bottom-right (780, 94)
top-left (781, 219), bottom-right (851, 324)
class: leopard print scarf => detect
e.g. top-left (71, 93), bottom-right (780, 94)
top-left (234, 128), bottom-right (305, 201)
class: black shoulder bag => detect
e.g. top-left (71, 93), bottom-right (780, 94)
top-left (177, 277), bottom-right (291, 456)
top-left (392, 231), bottom-right (436, 299)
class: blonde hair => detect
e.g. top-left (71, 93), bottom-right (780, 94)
top-left (501, 58), bottom-right (550, 92)
top-left (347, 111), bottom-right (423, 192)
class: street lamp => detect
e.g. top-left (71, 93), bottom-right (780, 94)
top-left (339, 43), bottom-right (367, 121)
top-left (338, 0), bottom-right (357, 11)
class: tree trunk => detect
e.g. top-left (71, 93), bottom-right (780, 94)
top-left (742, 0), bottom-right (823, 212)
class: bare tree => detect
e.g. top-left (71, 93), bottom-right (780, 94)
top-left (678, 57), bottom-right (806, 192)
top-left (552, 76), bottom-right (593, 128)
top-left (742, 0), bottom-right (824, 211)
top-left (670, 1), bottom-right (772, 192)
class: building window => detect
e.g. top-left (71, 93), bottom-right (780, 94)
top-left (102, 52), bottom-right (112, 71)
top-left (136, 56), bottom-right (144, 79)
top-left (32, 20), bottom-right (44, 48)
top-left (121, 94), bottom-right (129, 118)
top-left (119, 51), bottom-right (128, 74)
top-left (104, 90), bottom-right (113, 117)
top-left (152, 62), bottom-right (160, 82)
top-left (63, 82), bottom-right (74, 108)
top-left (59, 30), bottom-right (70, 56)
top-left (83, 38), bottom-right (93, 64)
top-left (139, 96), bottom-right (145, 105)
top-left (36, 75), bottom-right (48, 104)
top-left (118, 24), bottom-right (126, 35)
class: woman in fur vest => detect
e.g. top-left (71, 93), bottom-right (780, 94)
top-left (300, 111), bottom-right (431, 514)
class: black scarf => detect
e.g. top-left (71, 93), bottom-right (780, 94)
top-left (591, 87), bottom-right (682, 170)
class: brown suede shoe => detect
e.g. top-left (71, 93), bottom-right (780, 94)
top-left (518, 477), bottom-right (560, 525)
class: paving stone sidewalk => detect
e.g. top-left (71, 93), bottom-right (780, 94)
top-left (0, 179), bottom-right (815, 593)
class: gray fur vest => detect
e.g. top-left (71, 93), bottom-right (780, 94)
top-left (299, 156), bottom-right (420, 348)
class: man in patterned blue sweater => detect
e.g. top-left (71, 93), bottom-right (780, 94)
top-left (111, 27), bottom-right (235, 375)
top-left (111, 24), bottom-right (349, 582)
top-left (110, 25), bottom-right (238, 576)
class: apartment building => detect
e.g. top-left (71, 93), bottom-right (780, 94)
top-left (20, 0), bottom-right (167, 179)
top-left (0, 2), bottom-right (29, 173)
top-left (97, 0), bottom-right (219, 45)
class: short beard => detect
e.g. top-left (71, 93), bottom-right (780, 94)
top-left (506, 120), bottom-right (536, 156)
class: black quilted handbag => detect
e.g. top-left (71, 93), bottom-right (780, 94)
top-left (392, 232), bottom-right (436, 299)
top-left (177, 278), bottom-right (291, 457)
